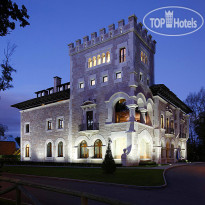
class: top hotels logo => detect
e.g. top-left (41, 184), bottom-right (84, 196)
top-left (143, 6), bottom-right (204, 36)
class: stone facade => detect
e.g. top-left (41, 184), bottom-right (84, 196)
top-left (12, 15), bottom-right (191, 165)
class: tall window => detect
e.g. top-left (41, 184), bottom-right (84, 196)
top-left (25, 124), bottom-right (29, 133)
top-left (106, 52), bottom-right (110, 63)
top-left (166, 118), bottom-right (169, 129)
top-left (80, 140), bottom-right (88, 158)
top-left (94, 140), bottom-right (102, 158)
top-left (25, 144), bottom-right (29, 157)
top-left (102, 53), bottom-right (105, 63)
top-left (88, 58), bottom-right (92, 68)
top-left (47, 121), bottom-right (52, 130)
top-left (87, 111), bottom-right (93, 130)
top-left (120, 48), bottom-right (126, 63)
top-left (161, 115), bottom-right (164, 128)
top-left (58, 141), bottom-right (63, 157)
top-left (58, 118), bottom-right (63, 129)
top-left (141, 51), bottom-right (148, 65)
top-left (97, 55), bottom-right (101, 65)
top-left (93, 56), bottom-right (96, 67)
top-left (47, 142), bottom-right (52, 157)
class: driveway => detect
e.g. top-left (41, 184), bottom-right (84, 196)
top-left (1, 163), bottom-right (205, 205)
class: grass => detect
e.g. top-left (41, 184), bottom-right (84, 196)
top-left (2, 166), bottom-right (165, 186)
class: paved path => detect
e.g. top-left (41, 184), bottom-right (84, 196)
top-left (1, 163), bottom-right (205, 205)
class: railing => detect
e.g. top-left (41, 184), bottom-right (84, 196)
top-left (79, 123), bottom-right (99, 131)
top-left (165, 127), bottom-right (174, 134)
top-left (179, 133), bottom-right (186, 138)
top-left (0, 176), bottom-right (132, 205)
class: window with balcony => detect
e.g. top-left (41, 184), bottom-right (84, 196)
top-left (87, 111), bottom-right (93, 130)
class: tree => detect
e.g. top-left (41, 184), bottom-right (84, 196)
top-left (102, 139), bottom-right (116, 174)
top-left (0, 0), bottom-right (29, 37)
top-left (15, 136), bottom-right (20, 147)
top-left (0, 42), bottom-right (17, 91)
top-left (185, 87), bottom-right (205, 161)
top-left (0, 124), bottom-right (8, 139)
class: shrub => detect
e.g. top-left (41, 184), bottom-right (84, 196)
top-left (102, 139), bottom-right (116, 174)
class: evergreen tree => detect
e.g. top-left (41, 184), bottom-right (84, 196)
top-left (102, 139), bottom-right (116, 174)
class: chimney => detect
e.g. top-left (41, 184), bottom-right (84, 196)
top-left (54, 76), bottom-right (61, 93)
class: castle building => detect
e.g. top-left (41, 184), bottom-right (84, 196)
top-left (12, 15), bottom-right (192, 165)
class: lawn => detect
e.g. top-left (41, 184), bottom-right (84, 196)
top-left (2, 166), bottom-right (165, 186)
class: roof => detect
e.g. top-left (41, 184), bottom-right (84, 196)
top-left (150, 84), bottom-right (192, 114)
top-left (0, 141), bottom-right (16, 155)
top-left (11, 89), bottom-right (70, 110)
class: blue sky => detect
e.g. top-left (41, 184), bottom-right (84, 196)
top-left (0, 0), bottom-right (205, 138)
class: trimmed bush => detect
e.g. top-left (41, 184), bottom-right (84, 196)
top-left (102, 139), bottom-right (116, 174)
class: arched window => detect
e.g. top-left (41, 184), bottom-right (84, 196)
top-left (115, 99), bottom-right (129, 123)
top-left (135, 107), bottom-right (141, 122)
top-left (119, 48), bottom-right (126, 63)
top-left (106, 52), bottom-right (110, 63)
top-left (97, 55), bottom-right (101, 65)
top-left (25, 144), bottom-right (29, 157)
top-left (80, 140), bottom-right (88, 158)
top-left (102, 53), bottom-right (105, 63)
top-left (161, 115), bottom-right (164, 128)
top-left (58, 141), bottom-right (63, 157)
top-left (94, 139), bottom-right (102, 158)
top-left (93, 56), bottom-right (96, 67)
top-left (88, 58), bottom-right (92, 68)
top-left (47, 142), bottom-right (52, 157)
top-left (166, 118), bottom-right (169, 133)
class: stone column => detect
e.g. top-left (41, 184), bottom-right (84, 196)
top-left (139, 108), bottom-right (147, 124)
top-left (127, 104), bottom-right (137, 132)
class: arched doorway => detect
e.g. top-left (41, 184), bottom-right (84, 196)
top-left (114, 99), bottom-right (129, 123)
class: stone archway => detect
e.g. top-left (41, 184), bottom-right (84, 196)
top-left (138, 130), bottom-right (153, 161)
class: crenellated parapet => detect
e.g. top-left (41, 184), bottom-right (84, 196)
top-left (68, 14), bottom-right (156, 55)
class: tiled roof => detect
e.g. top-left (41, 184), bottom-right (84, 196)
top-left (0, 141), bottom-right (16, 155)
top-left (150, 84), bottom-right (192, 114)
top-left (11, 89), bottom-right (70, 110)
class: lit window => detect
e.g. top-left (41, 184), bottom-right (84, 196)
top-left (94, 140), bottom-right (102, 158)
top-left (25, 124), bottom-right (29, 133)
top-left (58, 118), bottom-right (63, 129)
top-left (102, 53), bottom-right (105, 63)
top-left (79, 82), bottom-right (84, 89)
top-left (103, 76), bottom-right (108, 82)
top-left (47, 142), bottom-right (52, 157)
top-left (88, 58), bottom-right (92, 68)
top-left (120, 28), bottom-right (123, 33)
top-left (47, 121), bottom-right (52, 130)
top-left (91, 79), bottom-right (95, 86)
top-left (120, 48), bottom-right (126, 63)
top-left (80, 140), bottom-right (88, 158)
top-left (25, 144), bottom-right (29, 157)
top-left (58, 141), bottom-right (63, 157)
top-left (116, 72), bottom-right (121, 79)
top-left (93, 56), bottom-right (96, 66)
top-left (106, 52), bottom-right (110, 63)
top-left (97, 55), bottom-right (101, 65)
top-left (141, 51), bottom-right (148, 65)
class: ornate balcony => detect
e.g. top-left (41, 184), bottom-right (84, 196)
top-left (79, 123), bottom-right (99, 134)
top-left (165, 127), bottom-right (175, 134)
top-left (179, 133), bottom-right (186, 138)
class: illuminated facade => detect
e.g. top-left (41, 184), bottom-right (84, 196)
top-left (12, 15), bottom-right (192, 165)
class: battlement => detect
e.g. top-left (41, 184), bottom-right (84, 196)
top-left (68, 14), bottom-right (156, 55)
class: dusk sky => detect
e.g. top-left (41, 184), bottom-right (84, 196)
top-left (0, 0), bottom-right (205, 138)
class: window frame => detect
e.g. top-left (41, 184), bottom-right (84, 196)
top-left (119, 47), bottom-right (126, 63)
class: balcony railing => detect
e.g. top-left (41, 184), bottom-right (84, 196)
top-left (79, 123), bottom-right (99, 131)
top-left (165, 127), bottom-right (175, 134)
top-left (179, 133), bottom-right (186, 138)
